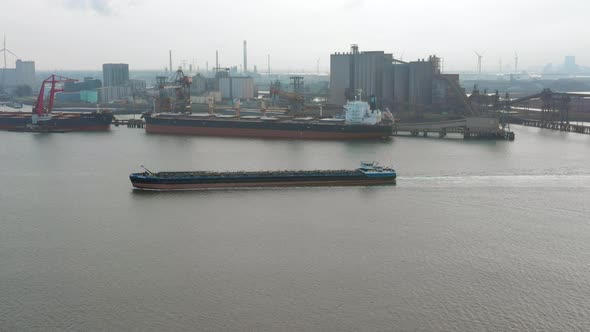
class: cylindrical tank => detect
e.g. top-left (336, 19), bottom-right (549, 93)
top-left (393, 63), bottom-right (409, 112)
top-left (409, 60), bottom-right (433, 107)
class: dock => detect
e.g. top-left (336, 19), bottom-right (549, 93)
top-left (510, 118), bottom-right (590, 134)
top-left (394, 118), bottom-right (515, 140)
top-left (113, 119), bottom-right (144, 128)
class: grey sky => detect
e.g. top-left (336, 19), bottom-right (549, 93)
top-left (2, 0), bottom-right (589, 72)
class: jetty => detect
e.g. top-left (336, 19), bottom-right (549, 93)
top-left (113, 119), bottom-right (144, 128)
top-left (394, 117), bottom-right (514, 140)
top-left (510, 118), bottom-right (590, 134)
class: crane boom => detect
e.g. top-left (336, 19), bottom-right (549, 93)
top-left (33, 74), bottom-right (77, 116)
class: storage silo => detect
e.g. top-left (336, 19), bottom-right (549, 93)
top-left (409, 59), bottom-right (434, 107)
top-left (329, 53), bottom-right (351, 105)
top-left (392, 63), bottom-right (409, 112)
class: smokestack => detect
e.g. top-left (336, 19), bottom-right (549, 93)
top-left (267, 54), bottom-right (270, 76)
top-left (215, 50), bottom-right (219, 70)
top-left (243, 40), bottom-right (248, 74)
top-left (169, 50), bottom-right (172, 73)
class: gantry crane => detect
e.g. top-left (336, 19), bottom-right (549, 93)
top-left (155, 69), bottom-right (192, 113)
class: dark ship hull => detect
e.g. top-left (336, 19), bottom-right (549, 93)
top-left (130, 167), bottom-right (397, 190)
top-left (0, 112), bottom-right (113, 131)
top-left (144, 114), bottom-right (393, 139)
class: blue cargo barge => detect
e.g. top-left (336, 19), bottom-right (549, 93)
top-left (130, 162), bottom-right (397, 190)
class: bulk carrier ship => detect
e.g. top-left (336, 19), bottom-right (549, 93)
top-left (130, 162), bottom-right (396, 190)
top-left (144, 98), bottom-right (394, 140)
top-left (0, 111), bottom-right (113, 131)
top-left (0, 75), bottom-right (113, 132)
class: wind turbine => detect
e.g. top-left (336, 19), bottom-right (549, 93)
top-left (316, 58), bottom-right (320, 75)
top-left (0, 35), bottom-right (18, 92)
top-left (475, 51), bottom-right (485, 76)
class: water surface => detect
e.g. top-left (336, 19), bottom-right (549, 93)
top-left (1, 125), bottom-right (589, 331)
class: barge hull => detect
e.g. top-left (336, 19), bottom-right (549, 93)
top-left (0, 112), bottom-right (113, 131)
top-left (131, 178), bottom-right (396, 190)
top-left (146, 124), bottom-right (389, 139)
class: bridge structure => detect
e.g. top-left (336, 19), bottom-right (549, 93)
top-left (508, 89), bottom-right (590, 124)
top-left (503, 89), bottom-right (590, 134)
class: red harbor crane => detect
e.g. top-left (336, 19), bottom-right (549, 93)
top-left (32, 74), bottom-right (77, 125)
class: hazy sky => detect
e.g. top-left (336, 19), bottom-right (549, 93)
top-left (2, 0), bottom-right (589, 72)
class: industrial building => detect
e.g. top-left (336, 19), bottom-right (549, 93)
top-left (102, 63), bottom-right (129, 87)
top-left (80, 90), bottom-right (98, 103)
top-left (15, 60), bottom-right (35, 87)
top-left (0, 59), bottom-right (35, 90)
top-left (56, 90), bottom-right (98, 104)
top-left (96, 80), bottom-right (146, 103)
top-left (189, 69), bottom-right (256, 101)
top-left (56, 74), bottom-right (145, 104)
top-left (329, 45), bottom-right (393, 107)
top-left (219, 76), bottom-right (255, 100)
top-left (0, 68), bottom-right (17, 89)
top-left (180, 40), bottom-right (256, 101)
top-left (98, 64), bottom-right (147, 102)
top-left (391, 56), bottom-right (442, 110)
top-left (329, 45), bottom-right (463, 115)
top-left (97, 85), bottom-right (134, 103)
top-left (57, 77), bottom-right (102, 103)
top-left (128, 79), bottom-right (147, 92)
top-left (191, 74), bottom-right (208, 95)
top-left (55, 92), bottom-right (81, 103)
top-left (191, 74), bottom-right (216, 96)
top-left (64, 77), bottom-right (102, 92)
top-left (564, 56), bottom-right (578, 73)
